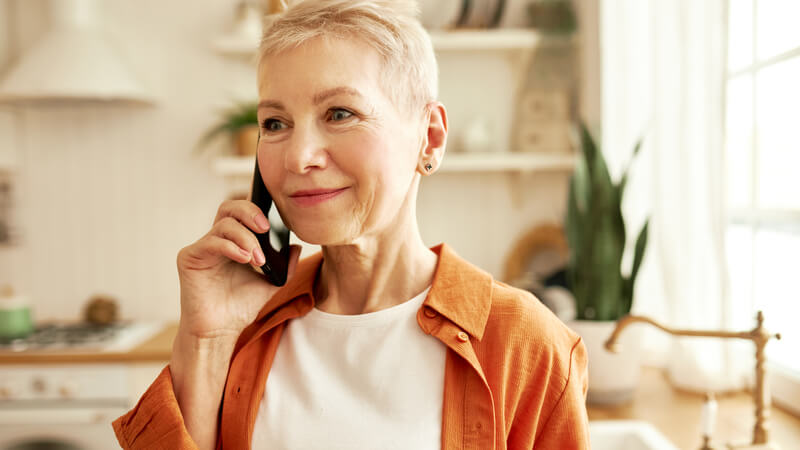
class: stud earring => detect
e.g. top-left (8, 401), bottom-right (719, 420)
top-left (425, 162), bottom-right (433, 172)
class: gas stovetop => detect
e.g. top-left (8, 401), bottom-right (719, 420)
top-left (0, 322), bottom-right (163, 353)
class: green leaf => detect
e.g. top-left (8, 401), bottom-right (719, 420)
top-left (630, 219), bottom-right (650, 287)
top-left (194, 101), bottom-right (259, 155)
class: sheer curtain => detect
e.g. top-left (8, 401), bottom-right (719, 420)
top-left (599, 0), bottom-right (751, 392)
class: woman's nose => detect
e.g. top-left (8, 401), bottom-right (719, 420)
top-left (284, 123), bottom-right (328, 174)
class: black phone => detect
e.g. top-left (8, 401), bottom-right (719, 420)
top-left (251, 158), bottom-right (291, 286)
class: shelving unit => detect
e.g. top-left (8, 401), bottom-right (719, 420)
top-left (212, 152), bottom-right (575, 178)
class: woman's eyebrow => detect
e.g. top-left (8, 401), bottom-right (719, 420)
top-left (258, 87), bottom-right (363, 111)
top-left (312, 87), bottom-right (363, 105)
top-left (258, 100), bottom-right (285, 111)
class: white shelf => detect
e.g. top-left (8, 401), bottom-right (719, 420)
top-left (439, 152), bottom-right (575, 172)
top-left (429, 29), bottom-right (540, 51)
top-left (213, 152), bottom-right (575, 177)
top-left (213, 29), bottom-right (568, 57)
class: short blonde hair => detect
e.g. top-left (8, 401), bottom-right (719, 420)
top-left (258, 0), bottom-right (438, 116)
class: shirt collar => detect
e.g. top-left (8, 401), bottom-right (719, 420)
top-left (253, 243), bottom-right (494, 340)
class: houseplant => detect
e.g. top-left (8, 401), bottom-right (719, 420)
top-left (565, 122), bottom-right (649, 405)
top-left (195, 101), bottom-right (259, 156)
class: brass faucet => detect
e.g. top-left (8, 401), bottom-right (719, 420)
top-left (605, 311), bottom-right (781, 449)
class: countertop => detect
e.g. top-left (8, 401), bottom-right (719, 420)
top-left (588, 367), bottom-right (800, 449)
top-left (0, 322), bottom-right (178, 364)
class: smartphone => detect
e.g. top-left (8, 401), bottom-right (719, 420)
top-left (250, 158), bottom-right (291, 286)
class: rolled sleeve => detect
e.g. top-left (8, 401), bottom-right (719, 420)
top-left (112, 365), bottom-right (199, 450)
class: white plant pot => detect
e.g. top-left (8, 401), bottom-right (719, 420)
top-left (569, 319), bottom-right (643, 406)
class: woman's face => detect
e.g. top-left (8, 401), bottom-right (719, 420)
top-left (256, 37), bottom-right (426, 246)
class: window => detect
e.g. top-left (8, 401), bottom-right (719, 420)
top-left (725, 0), bottom-right (800, 414)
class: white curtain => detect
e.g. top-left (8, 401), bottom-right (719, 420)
top-left (600, 0), bottom-right (752, 392)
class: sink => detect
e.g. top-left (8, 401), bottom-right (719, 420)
top-left (589, 420), bottom-right (678, 450)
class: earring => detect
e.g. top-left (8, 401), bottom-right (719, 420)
top-left (424, 162), bottom-right (433, 172)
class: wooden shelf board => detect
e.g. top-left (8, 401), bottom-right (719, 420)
top-left (213, 152), bottom-right (575, 177)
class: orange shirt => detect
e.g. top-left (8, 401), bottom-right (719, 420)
top-left (113, 244), bottom-right (590, 449)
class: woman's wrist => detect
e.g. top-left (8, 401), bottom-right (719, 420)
top-left (170, 323), bottom-right (239, 385)
top-left (169, 324), bottom-right (240, 450)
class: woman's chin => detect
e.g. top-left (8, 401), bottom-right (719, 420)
top-left (290, 224), bottom-right (354, 247)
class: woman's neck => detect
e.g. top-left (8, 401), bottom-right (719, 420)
top-left (313, 217), bottom-right (438, 316)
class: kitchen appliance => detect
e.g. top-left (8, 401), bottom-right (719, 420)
top-left (0, 322), bottom-right (164, 450)
top-left (0, 322), bottom-right (161, 353)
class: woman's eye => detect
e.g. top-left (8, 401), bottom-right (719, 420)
top-left (329, 109), bottom-right (353, 121)
top-left (262, 118), bottom-right (286, 132)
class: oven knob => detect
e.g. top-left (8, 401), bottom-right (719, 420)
top-left (31, 377), bottom-right (47, 394)
top-left (59, 381), bottom-right (78, 399)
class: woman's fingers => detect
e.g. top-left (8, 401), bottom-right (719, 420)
top-left (213, 200), bottom-right (270, 234)
top-left (211, 217), bottom-right (265, 265)
top-left (179, 235), bottom-right (252, 271)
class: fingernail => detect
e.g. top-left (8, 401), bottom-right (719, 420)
top-left (255, 214), bottom-right (269, 231)
top-left (254, 248), bottom-right (266, 265)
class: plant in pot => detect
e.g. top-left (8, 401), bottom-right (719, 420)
top-left (195, 101), bottom-right (260, 157)
top-left (565, 123), bottom-right (649, 406)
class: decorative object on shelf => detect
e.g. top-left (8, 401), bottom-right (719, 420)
top-left (196, 101), bottom-right (259, 157)
top-left (461, 0), bottom-right (496, 29)
top-left (503, 223), bottom-right (568, 287)
top-left (516, 90), bottom-right (571, 153)
top-left (0, 171), bottom-right (17, 246)
top-left (520, 89), bottom-right (570, 121)
top-left (0, 0), bottom-right (154, 105)
top-left (418, 0), bottom-right (463, 30)
top-left (0, 285), bottom-right (33, 342)
top-left (84, 294), bottom-right (119, 325)
top-left (212, 1), bottom-right (263, 55)
top-left (566, 123), bottom-right (649, 405)
top-left (606, 311), bottom-right (782, 449)
top-left (489, 0), bottom-right (507, 28)
top-left (526, 0), bottom-right (577, 36)
top-left (502, 224), bottom-right (575, 322)
top-left (457, 116), bottom-right (494, 153)
top-left (516, 121), bottom-right (572, 153)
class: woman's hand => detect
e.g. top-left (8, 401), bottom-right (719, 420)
top-left (171, 200), bottom-right (301, 449)
top-left (176, 199), bottom-right (302, 340)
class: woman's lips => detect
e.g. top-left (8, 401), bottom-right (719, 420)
top-left (289, 187), bottom-right (348, 207)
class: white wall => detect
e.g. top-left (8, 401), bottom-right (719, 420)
top-left (0, 0), bottom-right (580, 322)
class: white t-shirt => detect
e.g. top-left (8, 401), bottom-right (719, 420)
top-left (251, 287), bottom-right (446, 450)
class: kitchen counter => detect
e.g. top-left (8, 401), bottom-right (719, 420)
top-left (588, 367), bottom-right (800, 449)
top-left (0, 323), bottom-right (178, 365)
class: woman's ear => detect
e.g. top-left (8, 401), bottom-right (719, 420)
top-left (417, 102), bottom-right (448, 175)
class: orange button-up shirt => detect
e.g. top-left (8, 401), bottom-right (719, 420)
top-left (113, 244), bottom-right (589, 449)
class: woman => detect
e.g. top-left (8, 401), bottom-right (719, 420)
top-left (113, 1), bottom-right (589, 448)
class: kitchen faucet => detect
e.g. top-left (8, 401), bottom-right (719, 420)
top-left (605, 311), bottom-right (781, 449)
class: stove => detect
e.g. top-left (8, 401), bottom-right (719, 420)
top-left (0, 321), bottom-right (166, 450)
top-left (0, 322), bottom-right (164, 353)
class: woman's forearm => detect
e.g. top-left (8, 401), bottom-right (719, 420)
top-left (170, 326), bottom-right (238, 450)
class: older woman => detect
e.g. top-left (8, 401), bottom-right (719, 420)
top-left (113, 1), bottom-right (588, 448)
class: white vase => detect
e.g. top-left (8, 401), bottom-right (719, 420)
top-left (569, 319), bottom-right (643, 406)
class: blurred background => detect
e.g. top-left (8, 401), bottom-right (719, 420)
top-left (0, 0), bottom-right (798, 449)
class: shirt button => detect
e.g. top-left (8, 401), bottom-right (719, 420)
top-left (456, 331), bottom-right (469, 342)
top-left (475, 421), bottom-right (482, 430)
top-left (424, 308), bottom-right (437, 318)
